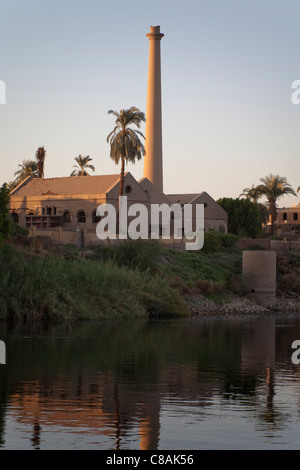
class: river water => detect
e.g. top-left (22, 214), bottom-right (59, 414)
top-left (1, 314), bottom-right (300, 450)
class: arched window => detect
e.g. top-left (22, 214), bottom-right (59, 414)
top-left (283, 212), bottom-right (287, 221)
top-left (77, 210), bottom-right (86, 223)
top-left (27, 211), bottom-right (35, 215)
top-left (92, 210), bottom-right (101, 223)
top-left (293, 213), bottom-right (298, 221)
top-left (62, 210), bottom-right (71, 223)
top-left (11, 212), bottom-right (18, 224)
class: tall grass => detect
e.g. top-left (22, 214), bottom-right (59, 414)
top-left (0, 244), bottom-right (189, 321)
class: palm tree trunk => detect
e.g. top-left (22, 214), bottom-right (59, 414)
top-left (116, 158), bottom-right (125, 234)
top-left (119, 158), bottom-right (125, 198)
top-left (269, 199), bottom-right (276, 235)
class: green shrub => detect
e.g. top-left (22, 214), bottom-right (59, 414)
top-left (201, 231), bottom-right (238, 254)
top-left (0, 243), bottom-right (188, 321)
top-left (278, 271), bottom-right (300, 294)
top-left (93, 239), bottom-right (161, 273)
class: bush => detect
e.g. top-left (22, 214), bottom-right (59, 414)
top-left (0, 243), bottom-right (189, 321)
top-left (217, 197), bottom-right (262, 238)
top-left (191, 279), bottom-right (223, 296)
top-left (10, 222), bottom-right (29, 238)
top-left (278, 271), bottom-right (300, 294)
top-left (0, 183), bottom-right (11, 244)
top-left (201, 231), bottom-right (238, 254)
top-left (93, 239), bottom-right (161, 273)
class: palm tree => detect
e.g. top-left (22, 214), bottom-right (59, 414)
top-left (36, 146), bottom-right (46, 178)
top-left (239, 184), bottom-right (262, 204)
top-left (6, 180), bottom-right (20, 193)
top-left (70, 155), bottom-right (95, 176)
top-left (258, 174), bottom-right (297, 233)
top-left (239, 183), bottom-right (268, 225)
top-left (107, 106), bottom-right (145, 197)
top-left (14, 159), bottom-right (38, 183)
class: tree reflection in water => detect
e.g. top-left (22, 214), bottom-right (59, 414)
top-left (0, 315), bottom-right (300, 449)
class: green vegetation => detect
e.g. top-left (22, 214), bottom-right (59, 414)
top-left (0, 183), bottom-right (11, 244)
top-left (0, 242), bottom-right (188, 322)
top-left (70, 155), bottom-right (95, 176)
top-left (217, 197), bottom-right (262, 238)
top-left (239, 174), bottom-right (297, 235)
top-left (1, 230), bottom-right (299, 323)
top-left (277, 252), bottom-right (300, 295)
top-left (107, 106), bottom-right (145, 197)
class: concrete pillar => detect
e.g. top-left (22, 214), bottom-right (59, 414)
top-left (242, 251), bottom-right (277, 307)
top-left (143, 25), bottom-right (164, 193)
top-left (76, 228), bottom-right (84, 249)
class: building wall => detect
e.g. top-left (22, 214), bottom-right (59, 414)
top-left (277, 207), bottom-right (300, 226)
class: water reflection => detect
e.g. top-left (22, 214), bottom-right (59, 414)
top-left (0, 315), bottom-right (300, 449)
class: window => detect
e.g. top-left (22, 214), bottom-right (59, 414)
top-left (27, 211), bottom-right (35, 215)
top-left (11, 212), bottom-right (18, 224)
top-left (62, 211), bottom-right (71, 223)
top-left (77, 211), bottom-right (86, 223)
top-left (283, 212), bottom-right (287, 221)
top-left (47, 207), bottom-right (51, 215)
top-left (293, 213), bottom-right (298, 221)
top-left (92, 210), bottom-right (101, 223)
top-left (125, 185), bottom-right (132, 194)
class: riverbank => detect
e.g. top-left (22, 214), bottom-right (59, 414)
top-left (1, 234), bottom-right (299, 322)
top-left (186, 292), bottom-right (300, 317)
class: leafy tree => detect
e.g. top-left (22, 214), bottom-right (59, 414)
top-left (0, 184), bottom-right (11, 244)
top-left (257, 174), bottom-right (297, 233)
top-left (239, 183), bottom-right (268, 225)
top-left (70, 155), bottom-right (95, 176)
top-left (217, 197), bottom-right (262, 238)
top-left (107, 106), bottom-right (145, 197)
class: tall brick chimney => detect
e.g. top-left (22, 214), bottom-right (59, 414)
top-left (143, 25), bottom-right (164, 193)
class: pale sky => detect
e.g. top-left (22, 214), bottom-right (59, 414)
top-left (1, 0), bottom-right (299, 207)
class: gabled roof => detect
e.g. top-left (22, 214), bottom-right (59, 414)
top-left (10, 174), bottom-right (122, 197)
top-left (166, 193), bottom-right (205, 205)
top-left (166, 192), bottom-right (228, 218)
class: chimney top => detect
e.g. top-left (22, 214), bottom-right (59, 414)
top-left (150, 25), bottom-right (160, 33)
top-left (147, 25), bottom-right (164, 40)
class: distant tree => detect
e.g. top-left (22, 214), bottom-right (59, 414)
top-left (257, 174), bottom-right (297, 234)
top-left (239, 184), bottom-right (262, 204)
top-left (14, 159), bottom-right (38, 183)
top-left (0, 183), bottom-right (11, 244)
top-left (70, 155), bottom-right (95, 176)
top-left (6, 180), bottom-right (19, 193)
top-left (239, 183), bottom-right (268, 225)
top-left (36, 146), bottom-right (46, 178)
top-left (217, 197), bottom-right (262, 238)
top-left (107, 106), bottom-right (145, 198)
